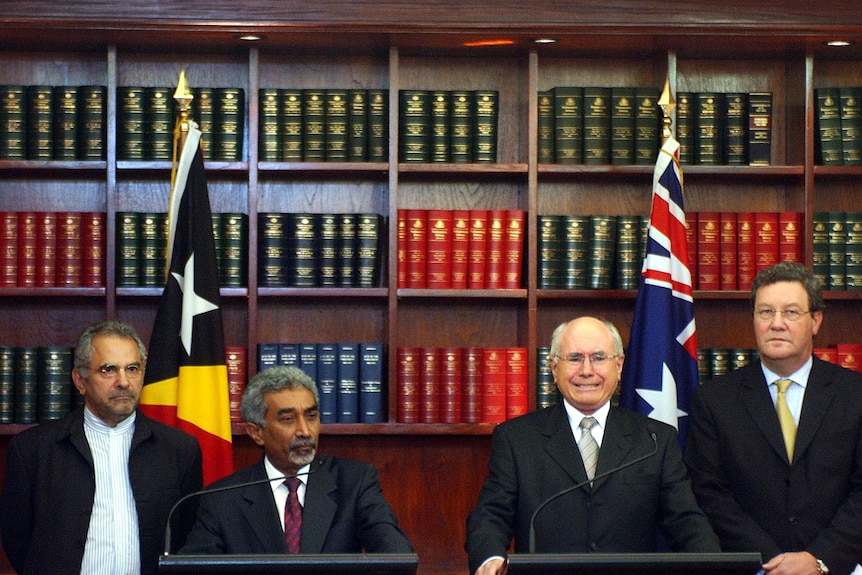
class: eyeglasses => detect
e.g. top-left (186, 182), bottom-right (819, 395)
top-left (754, 308), bottom-right (812, 323)
top-left (553, 352), bottom-right (619, 367)
top-left (94, 363), bottom-right (144, 381)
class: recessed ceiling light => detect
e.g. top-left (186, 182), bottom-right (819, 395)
top-left (825, 40), bottom-right (854, 47)
top-left (237, 34), bottom-right (264, 42)
top-left (533, 38), bottom-right (557, 44)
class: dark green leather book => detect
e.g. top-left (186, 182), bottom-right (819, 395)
top-left (214, 87), bottom-right (244, 161)
top-left (139, 212), bottom-right (165, 287)
top-left (145, 87), bottom-right (173, 161)
top-left (816, 88), bottom-right (842, 165)
top-left (709, 348), bottom-right (731, 378)
top-left (615, 214), bottom-right (641, 290)
top-left (319, 213), bottom-right (339, 287)
top-left (302, 89), bottom-right (326, 161)
top-left (14, 347), bottom-right (38, 424)
top-left (78, 85), bottom-right (106, 160)
top-left (325, 89), bottom-right (348, 161)
top-left (258, 212), bottom-right (288, 287)
top-left (553, 86), bottom-right (583, 164)
top-left (537, 214), bottom-right (563, 289)
top-left (258, 88), bottom-right (282, 161)
top-left (473, 89), bottom-right (498, 163)
top-left (611, 86), bottom-right (635, 165)
top-left (536, 346), bottom-right (560, 409)
top-left (367, 89), bottom-right (388, 162)
top-left (0, 346), bottom-right (15, 423)
top-left (52, 86), bottom-right (78, 160)
top-left (845, 211), bottom-right (862, 290)
top-left (192, 87), bottom-right (215, 160)
top-left (281, 89), bottom-right (303, 161)
top-left (812, 211), bottom-right (829, 288)
top-left (288, 213), bottom-right (318, 287)
top-left (36, 346), bottom-right (73, 423)
top-left (748, 92), bottom-right (772, 166)
top-left (583, 87), bottom-right (611, 164)
top-left (430, 90), bottom-right (450, 163)
top-left (118, 87), bottom-right (145, 160)
top-left (449, 90), bottom-right (473, 163)
top-left (27, 85), bottom-right (53, 160)
top-left (634, 87), bottom-right (660, 165)
top-left (0, 85), bottom-right (26, 159)
top-left (356, 213), bottom-right (382, 288)
top-left (695, 91), bottom-right (723, 165)
top-left (348, 88), bottom-right (368, 161)
top-left (723, 92), bottom-right (748, 165)
top-left (676, 91), bottom-right (694, 165)
top-left (537, 90), bottom-right (555, 164)
top-left (220, 212), bottom-right (248, 288)
top-left (562, 214), bottom-right (589, 289)
top-left (588, 215), bottom-right (617, 289)
top-left (399, 89), bottom-right (430, 162)
top-left (339, 213), bottom-right (358, 287)
top-left (828, 211), bottom-right (846, 290)
top-left (840, 87), bottom-right (862, 166)
top-left (115, 211), bottom-right (140, 287)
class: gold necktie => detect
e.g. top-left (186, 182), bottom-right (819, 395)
top-left (775, 379), bottom-right (796, 462)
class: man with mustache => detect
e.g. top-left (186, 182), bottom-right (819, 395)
top-left (179, 365), bottom-right (414, 555)
top-left (0, 320), bottom-right (203, 575)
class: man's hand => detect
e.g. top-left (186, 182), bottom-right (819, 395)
top-left (762, 551), bottom-right (822, 575)
top-left (475, 557), bottom-right (507, 575)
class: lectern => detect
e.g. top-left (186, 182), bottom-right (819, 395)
top-left (158, 553), bottom-right (419, 575)
top-left (506, 552), bottom-right (762, 575)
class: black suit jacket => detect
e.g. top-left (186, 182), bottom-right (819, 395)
top-left (179, 455), bottom-right (414, 555)
top-left (0, 408), bottom-right (203, 575)
top-left (685, 357), bottom-right (862, 575)
top-left (465, 404), bottom-right (719, 574)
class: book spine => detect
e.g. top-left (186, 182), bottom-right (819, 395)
top-left (840, 87), bottom-right (862, 166)
top-left (16, 212), bottom-right (37, 288)
top-left (356, 213), bottom-right (382, 288)
top-left (338, 213), bottom-right (358, 287)
top-left (719, 212), bottom-right (737, 291)
top-left (426, 209), bottom-right (453, 289)
top-left (81, 211), bottom-right (106, 287)
top-left (396, 210), bottom-right (407, 289)
top-left (214, 87), bottom-right (244, 161)
top-left (258, 87), bottom-right (282, 161)
top-left (614, 214), bottom-right (641, 290)
top-left (298, 344), bottom-right (318, 382)
top-left (220, 212), bottom-right (247, 288)
top-left (115, 211), bottom-right (140, 287)
top-left (0, 212), bottom-right (17, 287)
top-left (225, 346), bottom-right (247, 424)
top-left (845, 212), bottom-right (862, 290)
top-left (583, 86), bottom-right (611, 164)
top-left (537, 215), bottom-right (563, 289)
top-left (53, 86), bottom-right (78, 160)
top-left (482, 348), bottom-right (507, 424)
top-left (281, 89), bottom-right (304, 161)
top-left (778, 211), bottom-right (804, 264)
top-left (288, 213), bottom-right (318, 287)
top-left (695, 92), bottom-right (723, 165)
top-left (118, 86), bottom-right (145, 160)
top-left (14, 347), bottom-right (38, 423)
top-left (319, 213), bottom-right (339, 287)
top-left (303, 89), bottom-right (326, 161)
top-left (536, 346), bottom-right (559, 409)
top-left (610, 86), bottom-right (635, 165)
top-left (406, 209), bottom-right (428, 288)
top-left (35, 211), bottom-right (57, 288)
top-left (367, 89), bottom-right (388, 162)
top-left (325, 89), bottom-right (348, 161)
top-left (336, 343), bottom-right (359, 423)
top-left (440, 347), bottom-right (462, 424)
top-left (754, 212), bottom-right (780, 276)
top-left (506, 348), bottom-right (528, 419)
top-left (696, 211), bottom-right (720, 290)
top-left (278, 343), bottom-right (299, 367)
top-left (588, 215), bottom-right (617, 289)
top-left (193, 87), bottom-right (215, 160)
top-left (485, 209), bottom-right (507, 289)
top-left (37, 346), bottom-right (73, 423)
top-left (553, 86), bottom-right (583, 164)
top-left (748, 92), bottom-right (773, 166)
top-left (316, 343), bottom-right (338, 423)
top-left (430, 90), bottom-right (450, 163)
top-left (563, 215), bottom-right (589, 289)
top-left (537, 90), bottom-right (555, 164)
top-left (816, 88), bottom-right (843, 165)
top-left (502, 209), bottom-right (525, 289)
top-left (396, 347), bottom-right (420, 423)
top-left (138, 212), bottom-right (164, 287)
top-left (0, 347), bottom-right (14, 423)
top-left (56, 211), bottom-right (82, 287)
top-left (473, 89), bottom-right (499, 163)
top-left (419, 347), bottom-right (440, 423)
top-left (256, 342), bottom-right (279, 372)
top-left (736, 212), bottom-right (756, 291)
top-left (723, 92), bottom-right (748, 165)
top-left (258, 213), bottom-right (287, 288)
top-left (348, 88), bottom-right (369, 162)
top-left (0, 86), bottom-right (26, 159)
top-left (827, 212), bottom-right (847, 290)
top-left (634, 87), bottom-right (660, 165)
top-left (468, 209), bottom-right (488, 289)
top-left (812, 212), bottom-right (830, 288)
top-left (449, 90), bottom-right (473, 163)
top-left (675, 91), bottom-right (694, 165)
top-left (461, 347), bottom-right (483, 423)
top-left (399, 89), bottom-right (431, 162)
top-left (451, 210), bottom-right (470, 289)
top-left (145, 86), bottom-right (173, 161)
top-left (27, 86), bottom-right (53, 160)
top-left (359, 343), bottom-right (384, 423)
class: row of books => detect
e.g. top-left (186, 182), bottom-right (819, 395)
top-left (697, 345), bottom-right (862, 383)
top-left (688, 211), bottom-right (803, 291)
top-left (813, 211), bottom-right (862, 291)
top-left (0, 346), bottom-right (78, 424)
top-left (0, 211), bottom-right (105, 288)
top-left (396, 346), bottom-right (528, 424)
top-left (0, 85), bottom-right (106, 161)
top-left (676, 91), bottom-right (773, 166)
top-left (118, 86), bottom-right (244, 161)
top-left (258, 212), bottom-right (384, 288)
top-left (116, 211), bottom-right (248, 288)
top-left (255, 342), bottom-right (384, 424)
top-left (399, 89), bottom-right (499, 163)
top-left (397, 209), bottom-right (525, 290)
top-left (814, 87), bottom-right (862, 165)
top-left (259, 88), bottom-right (388, 163)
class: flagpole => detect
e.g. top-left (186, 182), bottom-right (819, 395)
top-left (172, 68), bottom-right (194, 187)
top-left (658, 77), bottom-right (676, 145)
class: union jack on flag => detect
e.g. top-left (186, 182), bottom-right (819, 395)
top-left (619, 134), bottom-right (698, 449)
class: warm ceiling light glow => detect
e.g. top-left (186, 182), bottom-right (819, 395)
top-left (462, 39), bottom-right (515, 47)
top-left (533, 38), bottom-right (557, 44)
top-left (237, 34), bottom-right (264, 41)
top-left (825, 40), bottom-right (854, 47)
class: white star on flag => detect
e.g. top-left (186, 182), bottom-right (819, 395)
top-left (635, 362), bottom-right (688, 428)
top-left (171, 252), bottom-right (219, 356)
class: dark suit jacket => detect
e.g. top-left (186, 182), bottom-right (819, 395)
top-left (465, 404), bottom-right (719, 574)
top-left (0, 408), bottom-right (203, 575)
top-left (685, 357), bottom-right (862, 575)
top-left (179, 455), bottom-right (414, 555)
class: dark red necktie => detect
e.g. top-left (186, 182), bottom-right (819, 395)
top-left (284, 477), bottom-right (302, 553)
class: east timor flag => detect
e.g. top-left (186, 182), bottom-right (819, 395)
top-left (140, 119), bottom-right (233, 485)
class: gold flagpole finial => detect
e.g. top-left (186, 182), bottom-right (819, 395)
top-left (658, 76), bottom-right (676, 144)
top-left (172, 67), bottom-right (195, 185)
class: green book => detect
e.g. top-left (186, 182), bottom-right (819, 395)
top-left (0, 346), bottom-right (15, 423)
top-left (536, 346), bottom-right (559, 409)
top-left (449, 90), bottom-right (473, 163)
top-left (473, 89), bottom-right (499, 163)
top-left (367, 89), bottom-right (388, 162)
top-left (14, 347), bottom-right (38, 424)
top-left (302, 89), bottom-right (326, 161)
top-left (828, 211), bottom-right (846, 290)
top-left (339, 213), bottom-right (358, 287)
top-left (27, 85), bottom-right (53, 160)
top-left (258, 212), bottom-right (288, 287)
top-left (615, 214), bottom-right (641, 290)
top-left (815, 87), bottom-right (842, 166)
top-left (723, 92), bottom-right (748, 165)
top-left (145, 86), bottom-right (173, 161)
top-left (281, 89), bottom-right (303, 161)
top-left (840, 87), bottom-right (862, 166)
top-left (553, 86), bottom-right (583, 164)
top-left (78, 85), bottom-right (106, 160)
top-left (52, 86), bottom-right (78, 160)
top-left (117, 86), bottom-right (145, 160)
top-left (583, 87), bottom-right (611, 164)
top-left (192, 87), bottom-right (215, 160)
top-left (139, 212), bottom-right (164, 287)
top-left (562, 214), bottom-right (589, 289)
top-left (0, 85), bottom-right (26, 159)
top-left (748, 92), bottom-right (773, 166)
top-left (36, 346), bottom-right (73, 423)
top-left (845, 212), bottom-right (862, 290)
top-left (589, 215), bottom-right (617, 289)
top-left (399, 89), bottom-right (430, 162)
top-left (695, 91), bottom-right (723, 165)
top-left (220, 212), bottom-right (248, 288)
top-left (634, 87), bottom-right (660, 165)
top-left (348, 88), bottom-right (368, 162)
top-left (537, 214), bottom-right (563, 289)
top-left (430, 90), bottom-right (450, 163)
top-left (325, 89), bottom-right (348, 161)
top-left (258, 88), bottom-right (282, 161)
top-left (214, 87), bottom-right (244, 161)
top-left (611, 87), bottom-right (635, 165)
top-left (537, 90), bottom-right (555, 164)
top-left (356, 213), bottom-right (383, 287)
top-left (709, 348), bottom-right (732, 378)
top-left (115, 211), bottom-right (141, 287)
top-left (289, 213), bottom-right (318, 287)
top-left (812, 211), bottom-right (830, 288)
top-left (319, 213), bottom-right (339, 287)
top-left (675, 91), bottom-right (694, 165)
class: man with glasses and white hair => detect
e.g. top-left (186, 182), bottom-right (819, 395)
top-left (466, 316), bottom-right (719, 575)
top-left (686, 262), bottom-right (862, 575)
top-left (0, 320), bottom-right (202, 575)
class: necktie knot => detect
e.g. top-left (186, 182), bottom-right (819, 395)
top-left (776, 378), bottom-right (793, 394)
top-left (580, 416), bottom-right (597, 431)
top-left (285, 476), bottom-right (301, 493)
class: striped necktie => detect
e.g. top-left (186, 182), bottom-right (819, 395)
top-left (578, 416), bottom-right (599, 481)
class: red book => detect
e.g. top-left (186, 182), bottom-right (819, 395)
top-left (482, 347), bottom-right (507, 423)
top-left (225, 346), bottom-right (247, 424)
top-left (485, 210), bottom-right (506, 289)
top-left (685, 211), bottom-right (698, 280)
top-left (56, 211), bottom-right (82, 287)
top-left (396, 347), bottom-right (421, 423)
top-left (814, 347), bottom-right (838, 364)
top-left (506, 347), bottom-right (529, 419)
top-left (696, 211), bottom-right (720, 290)
top-left (81, 211), bottom-right (106, 287)
top-left (503, 209), bottom-right (525, 289)
top-left (405, 209), bottom-right (427, 288)
top-left (779, 211), bottom-right (803, 263)
top-left (35, 211), bottom-right (57, 287)
top-left (440, 347), bottom-right (463, 423)
top-left (426, 209), bottom-right (453, 289)
top-left (451, 210), bottom-right (470, 289)
top-left (397, 209), bottom-right (408, 288)
top-left (17, 212), bottom-right (38, 288)
top-left (419, 347), bottom-right (441, 423)
top-left (461, 347), bottom-right (484, 423)
top-left (0, 211), bottom-right (17, 287)
top-left (736, 212), bottom-right (756, 291)
top-left (836, 343), bottom-right (862, 373)
top-left (468, 209), bottom-right (488, 289)
top-left (719, 212), bottom-right (737, 290)
top-left (754, 212), bottom-right (779, 274)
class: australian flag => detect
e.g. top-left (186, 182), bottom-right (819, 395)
top-left (619, 135), bottom-right (698, 450)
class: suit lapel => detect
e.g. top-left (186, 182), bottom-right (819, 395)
top-left (795, 359), bottom-right (834, 462)
top-left (240, 464), bottom-right (289, 552)
top-left (591, 408), bottom-right (638, 492)
top-left (299, 459), bottom-right (338, 553)
top-left (742, 366), bottom-right (795, 465)
top-left (543, 405), bottom-right (589, 487)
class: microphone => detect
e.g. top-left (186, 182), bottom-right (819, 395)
top-left (162, 465), bottom-right (317, 556)
top-left (527, 429), bottom-right (658, 553)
